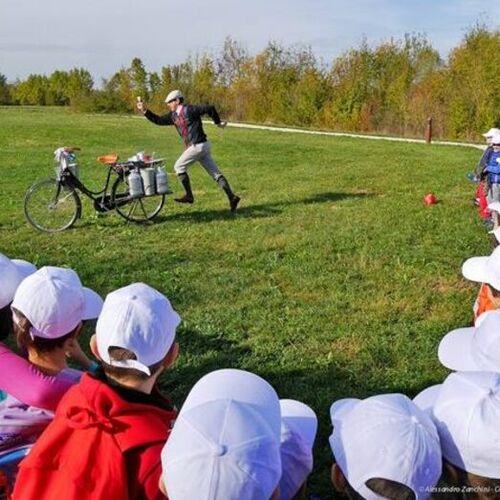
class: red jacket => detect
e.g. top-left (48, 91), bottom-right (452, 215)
top-left (12, 373), bottom-right (176, 500)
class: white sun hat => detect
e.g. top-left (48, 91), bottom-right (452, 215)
top-left (11, 266), bottom-right (103, 339)
top-left (329, 393), bottom-right (442, 500)
top-left (0, 253), bottom-right (37, 309)
top-left (279, 399), bottom-right (317, 500)
top-left (414, 371), bottom-right (500, 479)
top-left (438, 310), bottom-right (500, 372)
top-left (161, 369), bottom-right (282, 500)
top-left (462, 246), bottom-right (500, 291)
top-left (96, 283), bottom-right (181, 376)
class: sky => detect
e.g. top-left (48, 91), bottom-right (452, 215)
top-left (1, 0), bottom-right (499, 83)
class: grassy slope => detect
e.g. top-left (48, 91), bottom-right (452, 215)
top-left (0, 106), bottom-right (489, 497)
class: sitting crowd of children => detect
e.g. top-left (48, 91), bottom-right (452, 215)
top-left (3, 140), bottom-right (500, 500)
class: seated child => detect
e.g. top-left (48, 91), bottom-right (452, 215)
top-left (329, 393), bottom-right (442, 499)
top-left (13, 283), bottom-right (180, 500)
top-left (0, 253), bottom-right (36, 341)
top-left (462, 246), bottom-right (500, 323)
top-left (414, 371), bottom-right (500, 499)
top-left (160, 369), bottom-right (282, 500)
top-left (437, 309), bottom-right (500, 373)
top-left (0, 266), bottom-right (103, 453)
top-left (279, 399), bottom-right (318, 500)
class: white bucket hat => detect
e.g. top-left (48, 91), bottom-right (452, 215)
top-left (96, 283), bottom-right (180, 375)
top-left (165, 90), bottom-right (183, 103)
top-left (161, 369), bottom-right (282, 500)
top-left (414, 371), bottom-right (500, 479)
top-left (11, 266), bottom-right (103, 339)
top-left (438, 310), bottom-right (500, 372)
top-left (329, 393), bottom-right (442, 500)
top-left (462, 246), bottom-right (500, 291)
top-left (279, 399), bottom-right (317, 500)
top-left (0, 253), bottom-right (37, 309)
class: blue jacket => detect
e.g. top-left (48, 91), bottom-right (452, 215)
top-left (486, 150), bottom-right (500, 184)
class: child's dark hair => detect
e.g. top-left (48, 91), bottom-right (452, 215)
top-left (101, 346), bottom-right (164, 382)
top-left (12, 307), bottom-right (78, 352)
top-left (344, 478), bottom-right (416, 500)
top-left (0, 304), bottom-right (13, 341)
top-left (444, 460), bottom-right (500, 500)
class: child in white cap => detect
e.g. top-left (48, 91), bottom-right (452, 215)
top-left (414, 371), bottom-right (500, 498)
top-left (0, 253), bottom-right (36, 340)
top-left (160, 368), bottom-right (282, 500)
top-left (329, 393), bottom-right (442, 499)
top-left (462, 246), bottom-right (500, 323)
top-left (279, 399), bottom-right (318, 500)
top-left (437, 309), bottom-right (500, 372)
top-left (13, 282), bottom-right (180, 500)
top-left (0, 266), bottom-right (102, 450)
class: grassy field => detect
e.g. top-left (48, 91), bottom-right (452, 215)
top-left (0, 106), bottom-right (490, 497)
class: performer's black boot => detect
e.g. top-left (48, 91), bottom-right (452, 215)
top-left (217, 176), bottom-right (240, 212)
top-left (175, 173), bottom-right (194, 204)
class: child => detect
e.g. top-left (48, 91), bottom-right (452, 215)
top-left (13, 282), bottom-right (180, 500)
top-left (160, 369), bottom-right (282, 500)
top-left (471, 128), bottom-right (498, 222)
top-left (279, 399), bottom-right (318, 500)
top-left (414, 371), bottom-right (500, 499)
top-left (485, 132), bottom-right (500, 228)
top-left (329, 393), bottom-right (442, 499)
top-left (0, 266), bottom-right (103, 453)
top-left (0, 253), bottom-right (36, 341)
top-left (462, 246), bottom-right (500, 323)
top-left (437, 309), bottom-right (500, 372)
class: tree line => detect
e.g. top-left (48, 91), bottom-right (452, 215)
top-left (1, 25), bottom-right (499, 141)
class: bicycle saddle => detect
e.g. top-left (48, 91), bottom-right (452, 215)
top-left (97, 154), bottom-right (119, 165)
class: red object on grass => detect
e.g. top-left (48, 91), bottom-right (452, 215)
top-left (476, 181), bottom-right (490, 219)
top-left (423, 193), bottom-right (437, 205)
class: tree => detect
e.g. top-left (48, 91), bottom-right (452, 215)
top-left (0, 72), bottom-right (11, 104)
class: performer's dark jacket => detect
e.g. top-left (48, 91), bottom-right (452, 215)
top-left (145, 104), bottom-right (221, 147)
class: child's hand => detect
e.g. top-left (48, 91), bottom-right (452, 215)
top-left (65, 338), bottom-right (92, 370)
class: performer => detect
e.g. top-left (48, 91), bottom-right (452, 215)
top-left (137, 90), bottom-right (240, 211)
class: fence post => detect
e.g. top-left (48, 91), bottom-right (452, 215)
top-left (425, 117), bottom-right (433, 144)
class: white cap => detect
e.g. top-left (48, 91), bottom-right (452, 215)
top-left (329, 394), bottom-right (442, 500)
top-left (161, 369), bottom-right (282, 500)
top-left (11, 266), bottom-right (103, 339)
top-left (491, 132), bottom-right (500, 145)
top-left (462, 246), bottom-right (500, 291)
top-left (96, 283), bottom-right (180, 375)
top-left (414, 371), bottom-right (500, 478)
top-left (165, 90), bottom-right (183, 103)
top-left (438, 310), bottom-right (500, 371)
top-left (0, 254), bottom-right (37, 309)
top-left (279, 399), bottom-right (317, 500)
top-left (483, 128), bottom-right (500, 138)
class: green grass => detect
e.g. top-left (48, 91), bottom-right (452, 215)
top-left (0, 106), bottom-right (490, 498)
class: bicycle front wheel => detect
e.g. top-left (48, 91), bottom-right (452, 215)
top-left (24, 178), bottom-right (81, 232)
top-left (112, 176), bottom-right (165, 223)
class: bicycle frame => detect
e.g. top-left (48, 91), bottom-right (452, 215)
top-left (58, 165), bottom-right (122, 212)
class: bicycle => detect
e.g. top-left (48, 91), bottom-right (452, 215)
top-left (24, 147), bottom-right (170, 232)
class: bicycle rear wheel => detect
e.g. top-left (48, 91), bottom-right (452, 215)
top-left (111, 176), bottom-right (165, 223)
top-left (24, 178), bottom-right (81, 232)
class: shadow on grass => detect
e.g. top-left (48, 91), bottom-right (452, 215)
top-left (158, 327), bottom-right (253, 404)
top-left (155, 191), bottom-right (375, 224)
